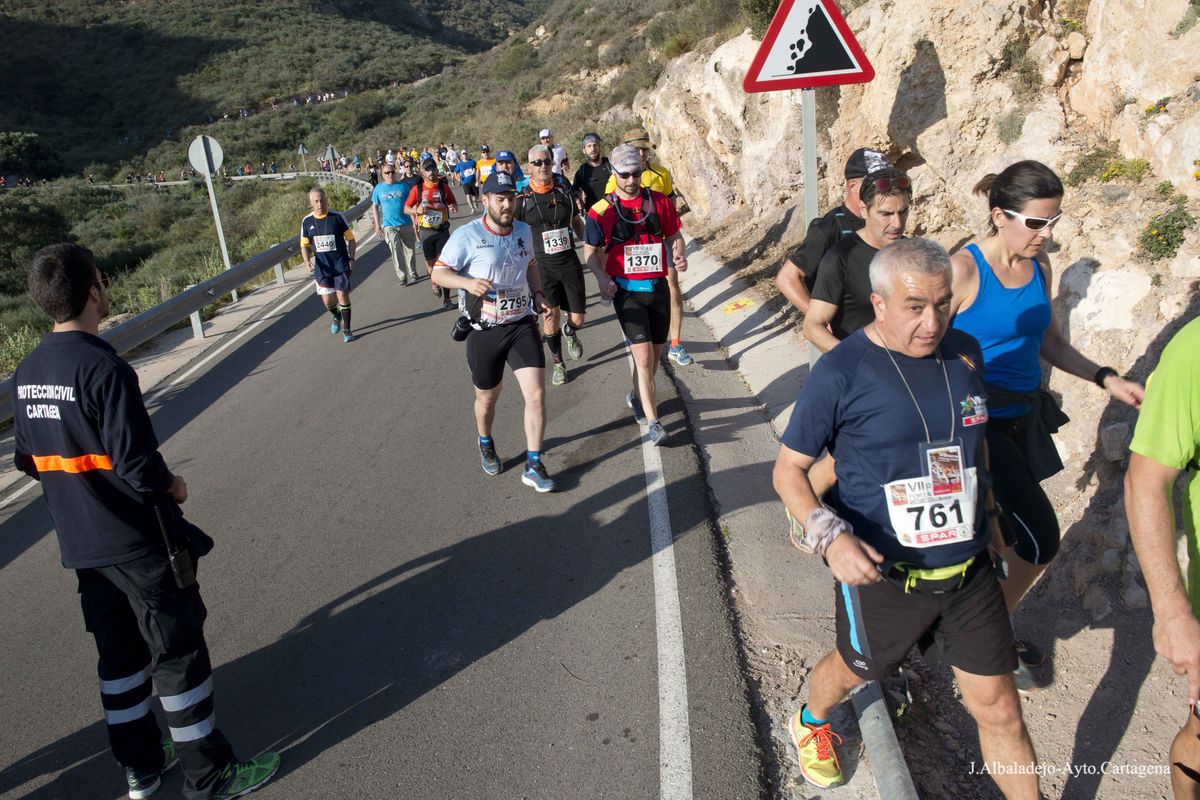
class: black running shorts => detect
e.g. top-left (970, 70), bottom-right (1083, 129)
top-left (613, 281), bottom-right (670, 345)
top-left (464, 183), bottom-right (479, 198)
top-left (835, 558), bottom-right (1016, 681)
top-left (421, 228), bottom-right (450, 263)
top-left (466, 317), bottom-right (545, 390)
top-left (542, 259), bottom-right (587, 315)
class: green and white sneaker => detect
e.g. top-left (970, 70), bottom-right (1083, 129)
top-left (563, 330), bottom-right (583, 360)
top-left (551, 363), bottom-right (568, 386)
top-left (211, 752), bottom-right (281, 799)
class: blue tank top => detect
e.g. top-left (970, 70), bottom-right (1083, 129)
top-left (951, 244), bottom-right (1051, 419)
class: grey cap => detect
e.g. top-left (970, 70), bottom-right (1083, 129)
top-left (610, 144), bottom-right (642, 174)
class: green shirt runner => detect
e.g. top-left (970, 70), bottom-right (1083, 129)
top-left (1130, 317), bottom-right (1200, 614)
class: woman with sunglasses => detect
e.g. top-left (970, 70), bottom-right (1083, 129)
top-left (949, 160), bottom-right (1144, 689)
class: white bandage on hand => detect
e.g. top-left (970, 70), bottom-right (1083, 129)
top-left (804, 507), bottom-right (852, 557)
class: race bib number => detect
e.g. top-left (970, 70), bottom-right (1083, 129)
top-left (313, 234), bottom-right (336, 253)
top-left (542, 227), bottom-right (572, 254)
top-left (882, 467), bottom-right (978, 549)
top-left (462, 168), bottom-right (476, 178)
top-left (624, 243), bottom-right (663, 275)
top-left (422, 210), bottom-right (444, 227)
top-left (481, 287), bottom-right (530, 325)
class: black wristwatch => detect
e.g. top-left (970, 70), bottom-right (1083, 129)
top-left (1093, 366), bottom-right (1118, 388)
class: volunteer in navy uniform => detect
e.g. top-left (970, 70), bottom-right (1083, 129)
top-left (12, 244), bottom-right (279, 800)
top-left (771, 238), bottom-right (1039, 797)
top-left (300, 187), bottom-right (358, 342)
top-left (432, 171), bottom-right (556, 493)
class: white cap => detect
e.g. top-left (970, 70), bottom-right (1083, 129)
top-left (539, 128), bottom-right (552, 138)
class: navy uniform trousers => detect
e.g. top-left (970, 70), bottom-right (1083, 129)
top-left (77, 552), bottom-right (234, 799)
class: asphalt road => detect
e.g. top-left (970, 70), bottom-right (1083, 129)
top-left (0, 209), bottom-right (763, 799)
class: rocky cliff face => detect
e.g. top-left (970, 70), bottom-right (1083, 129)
top-left (636, 0), bottom-right (1200, 619)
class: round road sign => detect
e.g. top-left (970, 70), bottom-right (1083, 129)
top-left (188, 135), bottom-right (224, 176)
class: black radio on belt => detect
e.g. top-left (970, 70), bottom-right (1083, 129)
top-left (155, 505), bottom-right (197, 589)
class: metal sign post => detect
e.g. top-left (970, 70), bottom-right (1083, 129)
top-left (187, 135), bottom-right (238, 302)
top-left (324, 144), bottom-right (338, 172)
top-left (298, 143), bottom-right (308, 173)
top-left (801, 89), bottom-right (819, 225)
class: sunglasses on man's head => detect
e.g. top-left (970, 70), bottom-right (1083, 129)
top-left (530, 158), bottom-right (552, 167)
top-left (616, 169), bottom-right (643, 180)
top-left (1002, 208), bottom-right (1064, 231)
top-left (869, 175), bottom-right (911, 193)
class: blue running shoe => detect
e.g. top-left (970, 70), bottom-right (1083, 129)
top-left (480, 441), bottom-right (502, 475)
top-left (521, 461), bottom-right (556, 493)
top-left (331, 317), bottom-right (341, 334)
top-left (343, 332), bottom-right (357, 343)
top-left (668, 344), bottom-right (693, 366)
top-left (625, 391), bottom-right (647, 425)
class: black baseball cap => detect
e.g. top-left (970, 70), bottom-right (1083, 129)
top-left (844, 148), bottom-right (892, 179)
top-left (421, 158), bottom-right (438, 171)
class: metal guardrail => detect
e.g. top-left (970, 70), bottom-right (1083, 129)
top-left (0, 172), bottom-right (373, 423)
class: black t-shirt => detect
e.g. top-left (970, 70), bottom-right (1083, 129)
top-left (573, 159), bottom-right (613, 211)
top-left (515, 184), bottom-right (580, 270)
top-left (810, 232), bottom-right (878, 341)
top-left (787, 203), bottom-right (864, 291)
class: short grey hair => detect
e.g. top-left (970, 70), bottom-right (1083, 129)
top-left (308, 187), bottom-right (327, 198)
top-left (528, 144), bottom-right (551, 161)
top-left (868, 238), bottom-right (951, 297)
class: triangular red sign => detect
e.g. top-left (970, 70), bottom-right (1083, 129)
top-left (743, 0), bottom-right (875, 93)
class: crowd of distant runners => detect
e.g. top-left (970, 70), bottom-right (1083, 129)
top-left (10, 115), bottom-right (1200, 800)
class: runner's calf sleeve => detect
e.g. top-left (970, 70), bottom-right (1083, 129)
top-left (328, 304), bottom-right (340, 319)
top-left (545, 331), bottom-right (563, 362)
top-left (337, 304), bottom-right (351, 330)
top-left (804, 507), bottom-right (853, 557)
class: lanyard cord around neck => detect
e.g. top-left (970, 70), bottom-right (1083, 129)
top-left (873, 324), bottom-right (955, 444)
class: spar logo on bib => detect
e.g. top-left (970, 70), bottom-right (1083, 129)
top-left (960, 394), bottom-right (988, 427)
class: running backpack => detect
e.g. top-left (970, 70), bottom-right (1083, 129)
top-left (604, 189), bottom-right (662, 251)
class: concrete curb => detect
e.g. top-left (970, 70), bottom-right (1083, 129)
top-left (670, 241), bottom-right (881, 798)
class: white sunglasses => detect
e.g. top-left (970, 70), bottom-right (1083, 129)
top-left (1002, 208), bottom-right (1064, 231)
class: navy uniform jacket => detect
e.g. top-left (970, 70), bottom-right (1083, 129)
top-left (14, 331), bottom-right (174, 568)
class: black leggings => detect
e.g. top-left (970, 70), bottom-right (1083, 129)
top-left (987, 417), bottom-right (1061, 566)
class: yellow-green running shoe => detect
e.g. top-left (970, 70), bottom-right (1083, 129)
top-left (789, 708), bottom-right (843, 789)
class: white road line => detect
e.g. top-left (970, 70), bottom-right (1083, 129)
top-left (626, 347), bottom-right (695, 800)
top-left (0, 231), bottom-right (379, 510)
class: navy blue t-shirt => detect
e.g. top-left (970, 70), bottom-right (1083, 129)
top-left (781, 328), bottom-right (992, 568)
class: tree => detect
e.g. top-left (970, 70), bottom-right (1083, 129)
top-left (0, 132), bottom-right (62, 178)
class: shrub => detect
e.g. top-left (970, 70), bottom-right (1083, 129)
top-left (1000, 38), bottom-right (1042, 99)
top-left (663, 33), bottom-right (695, 59)
top-left (997, 108), bottom-right (1025, 144)
top-left (1138, 205), bottom-right (1196, 261)
top-left (1067, 144), bottom-right (1119, 186)
top-left (1156, 180), bottom-right (1175, 196)
top-left (1059, 17), bottom-right (1084, 33)
top-left (1099, 158), bottom-right (1150, 183)
top-left (1144, 97), bottom-right (1171, 117)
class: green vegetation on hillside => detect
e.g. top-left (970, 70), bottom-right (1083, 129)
top-left (0, 0), bottom-right (545, 170)
top-left (0, 178), bottom-right (357, 374)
